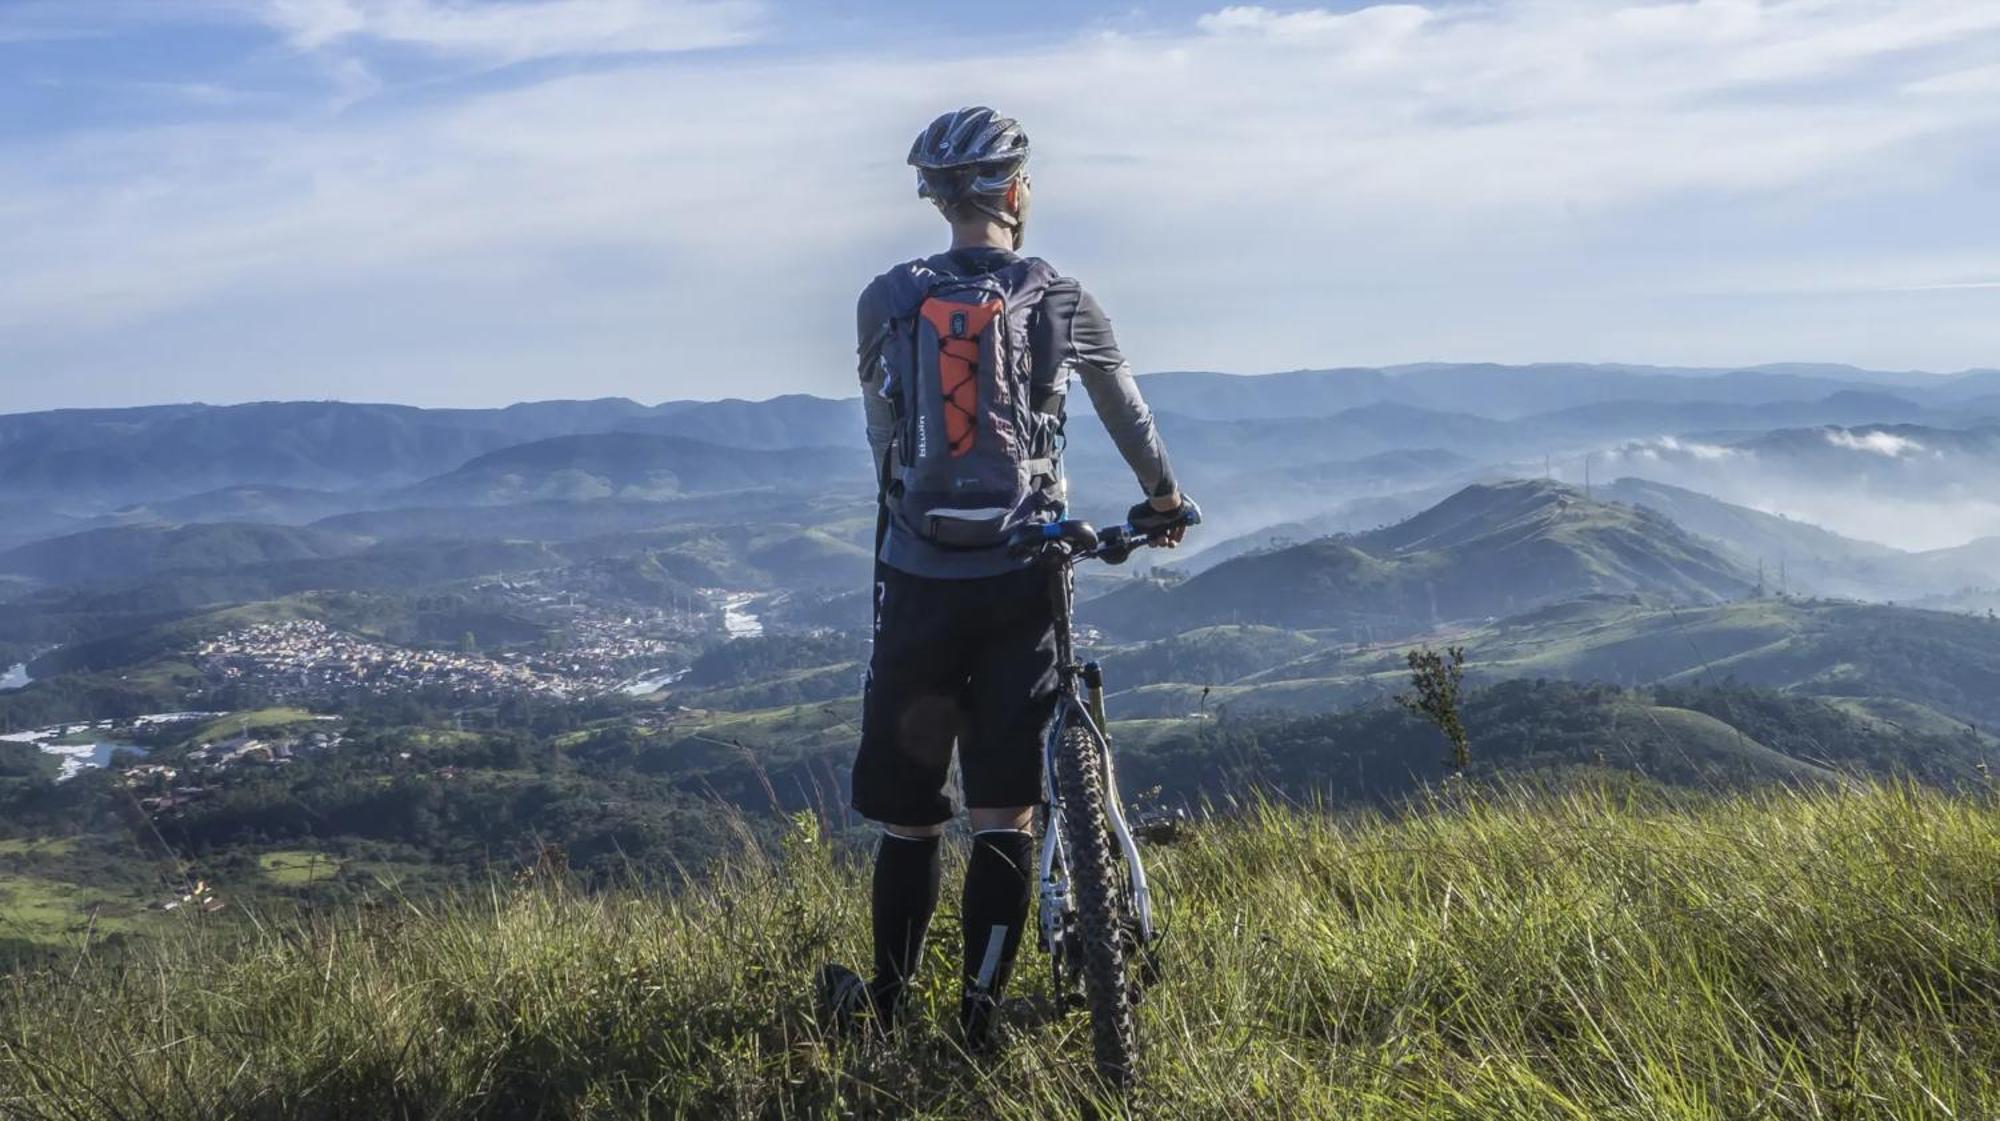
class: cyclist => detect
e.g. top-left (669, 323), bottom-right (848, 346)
top-left (817, 106), bottom-right (1196, 1052)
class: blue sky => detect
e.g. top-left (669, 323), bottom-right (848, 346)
top-left (2, 0), bottom-right (1998, 412)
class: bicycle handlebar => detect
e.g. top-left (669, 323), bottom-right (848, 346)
top-left (1007, 505), bottom-right (1202, 567)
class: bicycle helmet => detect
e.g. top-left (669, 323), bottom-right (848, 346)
top-left (908, 106), bottom-right (1030, 226)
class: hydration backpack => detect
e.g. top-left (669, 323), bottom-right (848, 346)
top-left (876, 255), bottom-right (1064, 549)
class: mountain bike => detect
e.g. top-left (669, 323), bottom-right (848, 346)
top-left (1007, 506), bottom-right (1199, 1086)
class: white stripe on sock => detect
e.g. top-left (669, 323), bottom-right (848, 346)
top-left (973, 925), bottom-right (1008, 992)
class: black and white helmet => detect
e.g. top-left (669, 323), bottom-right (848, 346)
top-left (908, 107), bottom-right (1030, 220)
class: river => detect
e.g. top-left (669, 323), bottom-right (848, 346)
top-left (0, 663), bottom-right (29, 692)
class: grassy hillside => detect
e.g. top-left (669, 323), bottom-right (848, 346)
top-left (5, 785), bottom-right (1999, 1117)
top-left (1111, 678), bottom-right (2000, 802)
top-left (1114, 597), bottom-right (2000, 727)
top-left (1094, 481), bottom-right (1753, 639)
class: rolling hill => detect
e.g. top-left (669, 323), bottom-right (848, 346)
top-left (388, 433), bottom-right (864, 507)
top-left (0, 523), bottom-right (374, 588)
top-left (1092, 480), bottom-right (1754, 638)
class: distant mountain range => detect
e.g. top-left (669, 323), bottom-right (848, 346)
top-left (0, 395), bottom-right (859, 509)
top-left (1133, 363), bottom-right (2000, 420)
top-left (6, 363), bottom-right (2000, 620)
top-left (8, 362), bottom-right (1998, 520)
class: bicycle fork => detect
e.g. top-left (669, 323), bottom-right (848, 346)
top-left (1036, 665), bottom-right (1159, 975)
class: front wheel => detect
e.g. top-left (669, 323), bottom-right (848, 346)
top-left (1054, 722), bottom-right (1139, 1087)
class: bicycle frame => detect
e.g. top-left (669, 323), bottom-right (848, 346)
top-left (1033, 535), bottom-right (1158, 976)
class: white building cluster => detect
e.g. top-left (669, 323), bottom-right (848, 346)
top-left (195, 619), bottom-right (679, 700)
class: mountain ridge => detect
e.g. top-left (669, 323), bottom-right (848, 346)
top-left (1093, 479), bottom-right (1754, 638)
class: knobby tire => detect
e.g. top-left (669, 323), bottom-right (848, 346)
top-left (1054, 721), bottom-right (1139, 1088)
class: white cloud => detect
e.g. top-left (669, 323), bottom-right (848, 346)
top-left (1824, 428), bottom-right (1925, 456)
top-left (1884, 279), bottom-right (2000, 292)
top-left (3, 0), bottom-right (2000, 410)
top-left (1196, 4), bottom-right (1433, 43)
top-left (1907, 62), bottom-right (2000, 95)
top-left (1615, 436), bottom-right (1743, 463)
top-left (239, 0), bottom-right (764, 61)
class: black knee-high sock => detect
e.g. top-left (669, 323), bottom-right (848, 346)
top-left (960, 829), bottom-right (1035, 1037)
top-left (869, 832), bottom-right (942, 1021)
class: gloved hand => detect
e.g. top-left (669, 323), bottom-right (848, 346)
top-left (1127, 493), bottom-right (1201, 547)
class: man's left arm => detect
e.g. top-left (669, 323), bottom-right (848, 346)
top-left (1052, 281), bottom-right (1179, 507)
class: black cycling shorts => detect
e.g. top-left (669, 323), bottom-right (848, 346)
top-left (851, 563), bottom-right (1060, 827)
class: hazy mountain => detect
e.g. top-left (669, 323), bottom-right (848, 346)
top-left (7, 365), bottom-right (1995, 519)
top-left (1135, 363), bottom-right (1982, 422)
top-left (1514, 390), bottom-right (1950, 445)
top-left (616, 395), bottom-right (863, 450)
top-left (316, 492), bottom-right (873, 544)
top-left (1593, 424), bottom-right (2000, 549)
top-left (1092, 479), bottom-right (1754, 638)
top-left (0, 502), bottom-right (93, 553)
top-left (1729, 423), bottom-right (2000, 468)
top-left (1911, 537), bottom-right (2000, 590)
top-left (1602, 477), bottom-right (2000, 601)
top-left (389, 433), bottom-right (865, 507)
top-left (1596, 478), bottom-right (1916, 598)
top-left (0, 399), bottom-right (665, 507)
top-left (1064, 406), bottom-right (1513, 507)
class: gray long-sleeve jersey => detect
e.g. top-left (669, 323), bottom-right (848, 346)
top-left (858, 247), bottom-right (1176, 579)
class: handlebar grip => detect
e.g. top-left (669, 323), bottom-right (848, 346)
top-left (1007, 519), bottom-right (1099, 560)
top-left (1057, 520), bottom-right (1100, 552)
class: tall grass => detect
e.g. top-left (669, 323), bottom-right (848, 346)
top-left (4, 783), bottom-right (1999, 1119)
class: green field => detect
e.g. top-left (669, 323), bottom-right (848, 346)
top-left (185, 708), bottom-right (324, 745)
top-left (0, 873), bottom-right (151, 945)
top-left (0, 839), bottom-right (76, 858)
top-left (257, 850), bottom-right (341, 887)
top-left (5, 784), bottom-right (1999, 1118)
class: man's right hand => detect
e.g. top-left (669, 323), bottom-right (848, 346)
top-left (1128, 494), bottom-right (1200, 547)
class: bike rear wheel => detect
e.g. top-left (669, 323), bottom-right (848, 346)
top-left (1054, 721), bottom-right (1139, 1087)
